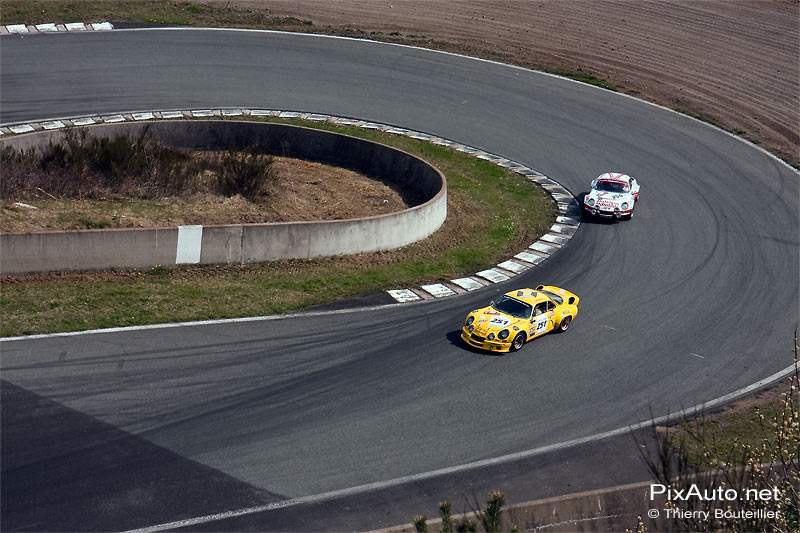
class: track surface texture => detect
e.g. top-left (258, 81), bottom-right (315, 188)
top-left (208, 0), bottom-right (799, 165)
top-left (1, 3), bottom-right (799, 532)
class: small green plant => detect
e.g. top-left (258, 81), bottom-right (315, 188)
top-left (147, 265), bottom-right (170, 276)
top-left (215, 144), bottom-right (276, 200)
top-left (481, 491), bottom-right (505, 532)
top-left (440, 501), bottom-right (453, 533)
top-left (182, 3), bottom-right (205, 14)
top-left (283, 16), bottom-right (312, 26)
top-left (542, 66), bottom-right (617, 91)
top-left (412, 491), bottom-right (517, 532)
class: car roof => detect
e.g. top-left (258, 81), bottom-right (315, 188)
top-left (503, 288), bottom-right (549, 305)
top-left (597, 172), bottom-right (631, 183)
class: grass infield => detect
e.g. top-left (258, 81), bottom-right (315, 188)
top-left (0, 118), bottom-right (557, 336)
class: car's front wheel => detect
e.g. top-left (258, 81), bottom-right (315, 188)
top-left (557, 316), bottom-right (572, 332)
top-left (624, 201), bottom-right (636, 219)
top-left (510, 332), bottom-right (526, 352)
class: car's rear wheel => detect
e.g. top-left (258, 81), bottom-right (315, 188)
top-left (510, 332), bottom-right (526, 352)
top-left (557, 316), bottom-right (572, 332)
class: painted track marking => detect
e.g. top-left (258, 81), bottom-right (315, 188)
top-left (124, 361), bottom-right (796, 533)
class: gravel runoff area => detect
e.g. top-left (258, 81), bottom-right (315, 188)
top-left (206, 0), bottom-right (799, 167)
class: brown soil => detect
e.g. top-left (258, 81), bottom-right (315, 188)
top-left (206, 0), bottom-right (799, 166)
top-left (266, 158), bottom-right (408, 221)
top-left (0, 156), bottom-right (407, 232)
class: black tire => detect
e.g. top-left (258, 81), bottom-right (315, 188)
top-left (510, 332), bottom-right (526, 352)
top-left (557, 316), bottom-right (572, 332)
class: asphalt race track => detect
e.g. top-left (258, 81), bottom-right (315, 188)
top-left (1, 29), bottom-right (798, 531)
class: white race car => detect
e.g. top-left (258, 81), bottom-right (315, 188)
top-left (583, 172), bottom-right (640, 220)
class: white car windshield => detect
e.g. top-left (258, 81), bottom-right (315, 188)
top-left (594, 180), bottom-right (628, 193)
top-left (491, 295), bottom-right (533, 319)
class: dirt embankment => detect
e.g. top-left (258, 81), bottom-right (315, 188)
top-left (209, 0), bottom-right (799, 165)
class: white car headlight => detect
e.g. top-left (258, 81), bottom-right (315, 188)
top-left (621, 202), bottom-right (629, 210)
top-left (587, 198), bottom-right (595, 207)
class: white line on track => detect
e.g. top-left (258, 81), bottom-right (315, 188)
top-left (125, 362), bottom-right (796, 532)
top-left (0, 303), bottom-right (417, 342)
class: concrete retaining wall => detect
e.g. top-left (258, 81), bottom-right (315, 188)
top-left (0, 121), bottom-right (446, 274)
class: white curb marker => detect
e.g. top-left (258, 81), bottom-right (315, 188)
top-left (176, 225), bottom-right (203, 264)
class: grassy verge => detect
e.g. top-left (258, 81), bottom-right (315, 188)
top-left (0, 118), bottom-right (556, 336)
top-left (542, 66), bottom-right (617, 91)
top-left (662, 370), bottom-right (799, 469)
top-left (641, 354), bottom-right (799, 532)
top-left (660, 358), bottom-right (800, 471)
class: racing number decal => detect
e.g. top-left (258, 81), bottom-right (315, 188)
top-left (489, 316), bottom-right (510, 328)
top-left (534, 314), bottom-right (548, 336)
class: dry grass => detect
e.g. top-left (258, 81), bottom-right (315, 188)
top-left (1, 156), bottom-right (406, 232)
top-left (0, 120), bottom-right (556, 336)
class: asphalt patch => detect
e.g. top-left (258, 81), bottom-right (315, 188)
top-left (1, 379), bottom-right (284, 531)
top-left (301, 290), bottom-right (396, 312)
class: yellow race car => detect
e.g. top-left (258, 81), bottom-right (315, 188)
top-left (461, 285), bottom-right (579, 353)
